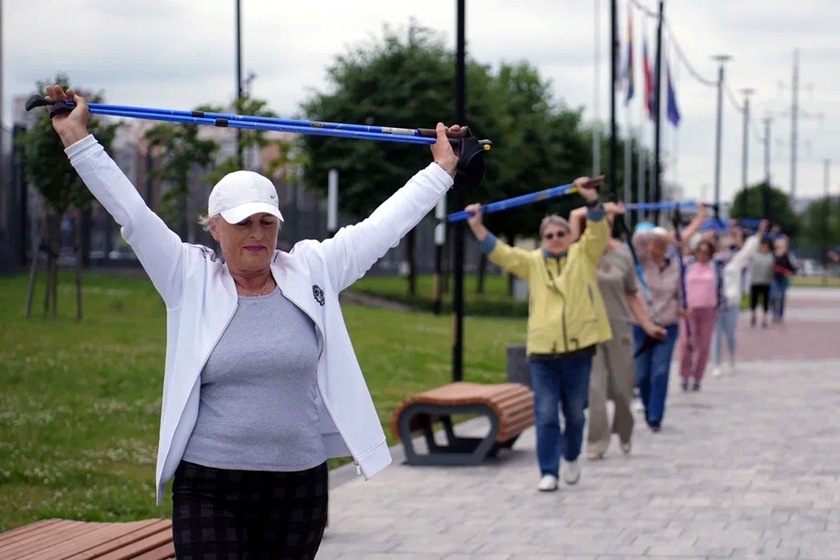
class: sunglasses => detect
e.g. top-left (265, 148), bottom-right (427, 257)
top-left (543, 231), bottom-right (567, 241)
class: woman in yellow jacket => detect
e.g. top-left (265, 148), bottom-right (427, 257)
top-left (465, 178), bottom-right (611, 492)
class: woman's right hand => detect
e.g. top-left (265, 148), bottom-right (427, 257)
top-left (45, 84), bottom-right (90, 148)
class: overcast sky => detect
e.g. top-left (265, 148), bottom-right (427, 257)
top-left (5, 0), bottom-right (839, 203)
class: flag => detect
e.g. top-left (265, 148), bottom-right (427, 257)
top-left (666, 60), bottom-right (681, 126)
top-left (643, 37), bottom-right (654, 118)
top-left (624, 11), bottom-right (635, 104)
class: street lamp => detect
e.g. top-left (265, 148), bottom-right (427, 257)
top-left (712, 54), bottom-right (731, 209)
top-left (739, 87), bottom-right (755, 212)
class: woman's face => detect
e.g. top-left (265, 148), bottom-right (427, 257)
top-left (210, 213), bottom-right (280, 274)
top-left (648, 236), bottom-right (668, 261)
top-left (695, 242), bottom-right (713, 263)
top-left (541, 224), bottom-right (571, 256)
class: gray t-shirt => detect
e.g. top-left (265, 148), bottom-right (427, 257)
top-left (183, 287), bottom-right (326, 471)
top-left (597, 246), bottom-right (639, 327)
top-left (750, 252), bottom-right (774, 286)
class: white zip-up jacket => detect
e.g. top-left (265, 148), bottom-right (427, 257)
top-left (66, 135), bottom-right (454, 504)
top-left (722, 235), bottom-right (760, 308)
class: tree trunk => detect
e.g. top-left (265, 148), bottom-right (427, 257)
top-left (406, 228), bottom-right (417, 296)
top-left (25, 217), bottom-right (43, 318)
top-left (80, 206), bottom-right (92, 268)
top-left (75, 209), bottom-right (84, 321)
top-left (46, 212), bottom-right (60, 319)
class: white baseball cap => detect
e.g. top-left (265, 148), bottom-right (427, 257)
top-left (208, 170), bottom-right (284, 224)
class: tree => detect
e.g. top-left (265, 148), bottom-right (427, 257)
top-left (19, 73), bottom-right (119, 320)
top-left (729, 182), bottom-right (801, 237)
top-left (204, 96), bottom-right (292, 185)
top-left (799, 197), bottom-right (840, 262)
top-left (300, 22), bottom-right (463, 295)
top-left (145, 111), bottom-right (219, 239)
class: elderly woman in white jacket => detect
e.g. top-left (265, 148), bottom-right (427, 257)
top-left (46, 85), bottom-right (461, 560)
top-left (711, 219), bottom-right (769, 377)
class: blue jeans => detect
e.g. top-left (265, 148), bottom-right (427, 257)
top-left (633, 324), bottom-right (679, 424)
top-left (529, 354), bottom-right (593, 476)
top-left (713, 306), bottom-right (739, 367)
top-left (770, 277), bottom-right (789, 321)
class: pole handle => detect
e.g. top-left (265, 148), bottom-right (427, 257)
top-left (416, 126), bottom-right (471, 139)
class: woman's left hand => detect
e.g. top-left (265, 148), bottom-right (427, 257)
top-left (431, 123), bottom-right (460, 178)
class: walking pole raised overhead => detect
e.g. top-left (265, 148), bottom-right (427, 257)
top-left (446, 176), bottom-right (605, 222)
top-left (25, 95), bottom-right (493, 189)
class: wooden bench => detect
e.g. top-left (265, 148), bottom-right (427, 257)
top-left (390, 382), bottom-right (534, 466)
top-left (0, 518), bottom-right (174, 560)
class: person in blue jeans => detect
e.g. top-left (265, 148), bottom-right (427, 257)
top-left (770, 236), bottom-right (797, 323)
top-left (631, 211), bottom-right (705, 431)
top-left (464, 180), bottom-right (614, 492)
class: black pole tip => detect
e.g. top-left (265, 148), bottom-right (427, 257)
top-left (25, 94), bottom-right (50, 112)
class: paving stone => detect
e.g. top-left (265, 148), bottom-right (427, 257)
top-left (316, 288), bottom-right (840, 559)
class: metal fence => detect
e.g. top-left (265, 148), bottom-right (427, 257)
top-left (0, 136), bottom-right (483, 277)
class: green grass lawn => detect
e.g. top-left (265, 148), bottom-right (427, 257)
top-left (352, 272), bottom-right (529, 317)
top-left (0, 271), bottom-right (525, 531)
top-left (789, 275), bottom-right (840, 287)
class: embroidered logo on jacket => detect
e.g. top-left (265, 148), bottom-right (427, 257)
top-left (312, 285), bottom-right (325, 306)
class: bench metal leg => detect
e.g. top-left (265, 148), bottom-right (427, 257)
top-left (398, 403), bottom-right (501, 466)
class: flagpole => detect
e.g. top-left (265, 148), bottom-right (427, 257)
top-left (593, 0), bottom-right (601, 177)
top-left (671, 53), bottom-right (680, 189)
top-left (652, 0), bottom-right (664, 225)
top-left (623, 5), bottom-right (633, 208)
top-left (609, 0), bottom-right (618, 200)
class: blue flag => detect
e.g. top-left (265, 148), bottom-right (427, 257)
top-left (666, 61), bottom-right (681, 127)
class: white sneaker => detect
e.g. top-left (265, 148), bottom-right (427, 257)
top-left (632, 398), bottom-right (645, 412)
top-left (537, 474), bottom-right (558, 492)
top-left (562, 460), bottom-right (581, 485)
top-left (710, 366), bottom-right (723, 378)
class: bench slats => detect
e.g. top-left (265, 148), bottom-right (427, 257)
top-left (0, 519), bottom-right (173, 560)
top-left (0, 520), bottom-right (83, 558)
top-left (0, 519), bottom-right (64, 544)
top-left (27, 522), bottom-right (145, 560)
top-left (129, 541), bottom-right (176, 560)
top-left (95, 525), bottom-right (174, 560)
top-left (33, 519), bottom-right (167, 560)
top-left (392, 382), bottom-right (534, 443)
top-left (64, 520), bottom-right (172, 560)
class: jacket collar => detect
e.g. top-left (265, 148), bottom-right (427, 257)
top-left (543, 248), bottom-right (567, 260)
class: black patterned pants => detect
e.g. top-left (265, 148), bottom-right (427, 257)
top-left (171, 461), bottom-right (328, 560)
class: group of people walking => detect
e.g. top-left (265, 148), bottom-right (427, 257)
top-left (46, 81), bottom-right (799, 556)
top-left (465, 189), bottom-right (792, 493)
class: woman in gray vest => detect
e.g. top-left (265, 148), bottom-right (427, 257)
top-left (569, 205), bottom-right (666, 459)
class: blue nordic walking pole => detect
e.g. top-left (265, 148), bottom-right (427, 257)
top-left (25, 95), bottom-right (493, 188)
top-left (25, 96), bottom-right (492, 147)
top-left (626, 201), bottom-right (699, 212)
top-left (671, 204), bottom-right (694, 356)
top-left (45, 102), bottom-right (449, 139)
top-left (446, 176), bottom-right (604, 222)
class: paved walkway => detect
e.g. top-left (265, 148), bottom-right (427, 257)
top-left (318, 287), bottom-right (840, 559)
